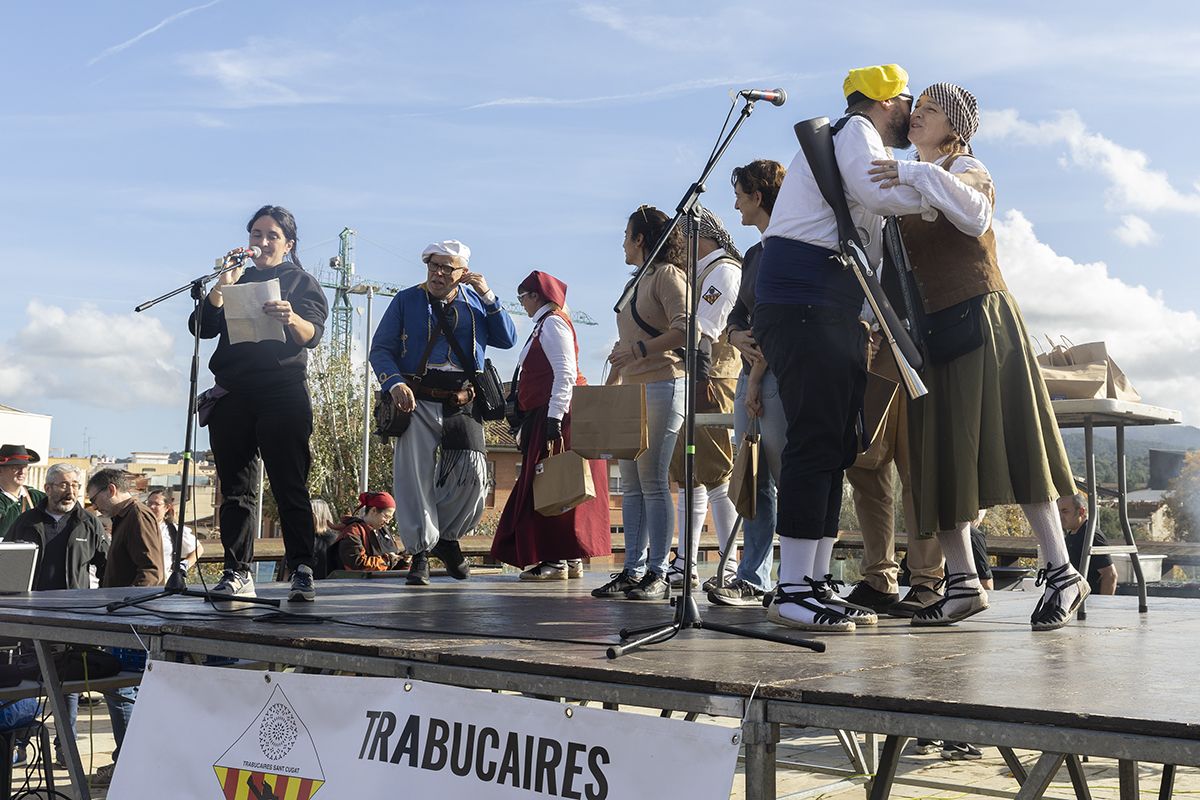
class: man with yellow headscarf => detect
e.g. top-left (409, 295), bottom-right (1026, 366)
top-left (753, 64), bottom-right (929, 632)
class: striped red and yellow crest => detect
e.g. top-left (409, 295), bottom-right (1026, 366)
top-left (213, 766), bottom-right (323, 800)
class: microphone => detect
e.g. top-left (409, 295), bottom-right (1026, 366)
top-left (227, 246), bottom-right (262, 260)
top-left (739, 88), bottom-right (787, 107)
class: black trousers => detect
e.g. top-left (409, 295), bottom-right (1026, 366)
top-left (754, 304), bottom-right (867, 540)
top-left (208, 381), bottom-right (316, 572)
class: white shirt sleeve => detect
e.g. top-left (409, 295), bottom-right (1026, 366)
top-left (896, 156), bottom-right (993, 236)
top-left (695, 262), bottom-right (741, 340)
top-left (835, 117), bottom-right (927, 216)
top-left (538, 314), bottom-right (577, 421)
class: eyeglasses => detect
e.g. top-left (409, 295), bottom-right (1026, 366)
top-left (87, 487), bottom-right (106, 506)
top-left (47, 482), bottom-right (81, 492)
top-left (517, 291), bottom-right (536, 301)
top-left (427, 261), bottom-right (463, 276)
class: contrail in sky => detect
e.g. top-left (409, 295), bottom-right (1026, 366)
top-left (88, 0), bottom-right (222, 67)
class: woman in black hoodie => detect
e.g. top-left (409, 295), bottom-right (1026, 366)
top-left (191, 205), bottom-right (329, 603)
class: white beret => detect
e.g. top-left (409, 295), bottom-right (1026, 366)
top-left (421, 240), bottom-right (471, 265)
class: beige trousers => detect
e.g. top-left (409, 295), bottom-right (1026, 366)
top-left (846, 351), bottom-right (944, 593)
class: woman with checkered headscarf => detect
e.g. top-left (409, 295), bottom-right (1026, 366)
top-left (868, 84), bottom-right (1084, 633)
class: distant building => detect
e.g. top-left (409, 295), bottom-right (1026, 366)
top-left (0, 403), bottom-right (52, 486)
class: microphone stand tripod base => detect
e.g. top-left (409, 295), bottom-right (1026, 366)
top-left (104, 569), bottom-right (282, 613)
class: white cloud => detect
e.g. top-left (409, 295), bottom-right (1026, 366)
top-left (980, 109), bottom-right (1200, 216)
top-left (994, 210), bottom-right (1199, 421)
top-left (1114, 215), bottom-right (1158, 246)
top-left (0, 302), bottom-right (181, 409)
top-left (88, 0), bottom-right (223, 66)
top-left (179, 43), bottom-right (338, 107)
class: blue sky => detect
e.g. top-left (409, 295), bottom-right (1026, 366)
top-left (2, 1), bottom-right (1199, 456)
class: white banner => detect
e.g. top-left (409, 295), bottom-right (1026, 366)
top-left (110, 660), bottom-right (740, 800)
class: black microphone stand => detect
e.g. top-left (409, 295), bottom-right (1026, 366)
top-left (607, 97), bottom-right (823, 658)
top-left (106, 257), bottom-right (280, 612)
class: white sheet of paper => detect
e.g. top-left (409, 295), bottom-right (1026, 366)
top-left (222, 279), bottom-right (286, 344)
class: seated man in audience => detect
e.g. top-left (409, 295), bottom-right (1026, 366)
top-left (1057, 493), bottom-right (1118, 595)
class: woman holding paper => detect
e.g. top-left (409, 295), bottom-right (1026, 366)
top-left (190, 205), bottom-right (329, 604)
top-left (490, 271), bottom-right (611, 579)
top-left (591, 206), bottom-right (688, 602)
top-left (869, 84), bottom-right (1082, 630)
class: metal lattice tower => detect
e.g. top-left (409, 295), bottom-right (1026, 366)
top-left (326, 227), bottom-right (356, 357)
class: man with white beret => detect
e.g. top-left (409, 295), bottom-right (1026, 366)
top-left (369, 240), bottom-right (517, 585)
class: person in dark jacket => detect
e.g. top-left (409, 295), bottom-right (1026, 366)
top-left (190, 205), bottom-right (329, 604)
top-left (7, 463), bottom-right (107, 590)
top-left (7, 463), bottom-right (107, 775)
top-left (328, 492), bottom-right (399, 573)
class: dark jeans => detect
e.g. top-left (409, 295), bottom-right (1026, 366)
top-left (209, 381), bottom-right (316, 572)
top-left (754, 304), bottom-right (866, 540)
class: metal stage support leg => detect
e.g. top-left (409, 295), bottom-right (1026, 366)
top-left (1159, 764), bottom-right (1177, 800)
top-left (1065, 754), bottom-right (1093, 800)
top-left (1079, 418), bottom-right (1096, 621)
top-left (34, 640), bottom-right (90, 800)
top-left (866, 734), bottom-right (908, 800)
top-left (742, 701), bottom-right (778, 800)
top-left (864, 732), bottom-right (879, 775)
top-left (835, 730), bottom-right (869, 777)
top-left (1116, 426), bottom-right (1149, 612)
top-left (1015, 752), bottom-right (1067, 800)
top-left (1000, 746), bottom-right (1029, 783)
top-left (1119, 760), bottom-right (1140, 800)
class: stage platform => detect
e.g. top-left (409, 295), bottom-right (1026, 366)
top-left (0, 572), bottom-right (1196, 799)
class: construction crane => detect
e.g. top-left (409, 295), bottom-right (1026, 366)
top-left (318, 228), bottom-right (401, 355)
top-left (499, 301), bottom-right (598, 326)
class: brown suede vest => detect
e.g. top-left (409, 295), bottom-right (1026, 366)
top-left (898, 155), bottom-right (1007, 314)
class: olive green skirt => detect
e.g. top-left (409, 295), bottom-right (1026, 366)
top-left (908, 291), bottom-right (1075, 534)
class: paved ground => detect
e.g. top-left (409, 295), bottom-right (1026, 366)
top-left (16, 695), bottom-right (1194, 799)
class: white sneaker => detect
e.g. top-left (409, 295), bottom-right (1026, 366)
top-left (520, 562), bottom-right (568, 581)
top-left (213, 569), bottom-right (255, 598)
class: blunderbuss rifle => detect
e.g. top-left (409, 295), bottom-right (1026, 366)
top-left (794, 116), bottom-right (928, 399)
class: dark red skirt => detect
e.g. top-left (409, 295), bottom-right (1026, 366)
top-left (490, 406), bottom-right (611, 567)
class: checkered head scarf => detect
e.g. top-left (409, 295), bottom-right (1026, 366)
top-left (920, 83), bottom-right (979, 146)
top-left (683, 206), bottom-right (741, 261)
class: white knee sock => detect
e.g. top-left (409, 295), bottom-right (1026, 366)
top-left (708, 482), bottom-right (738, 575)
top-left (674, 485), bottom-right (707, 573)
top-left (1023, 501), bottom-right (1072, 568)
top-left (936, 524), bottom-right (982, 590)
top-left (813, 536), bottom-right (837, 581)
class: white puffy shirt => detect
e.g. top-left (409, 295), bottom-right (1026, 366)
top-left (694, 249), bottom-right (741, 341)
top-left (895, 154), bottom-right (993, 236)
top-left (763, 114), bottom-right (927, 265)
top-left (517, 305), bottom-right (578, 421)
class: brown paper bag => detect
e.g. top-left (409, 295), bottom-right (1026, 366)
top-left (1040, 362), bottom-right (1107, 400)
top-left (570, 383), bottom-right (648, 460)
top-left (727, 419), bottom-right (759, 519)
top-left (1036, 337), bottom-right (1141, 401)
top-left (533, 445), bottom-right (596, 517)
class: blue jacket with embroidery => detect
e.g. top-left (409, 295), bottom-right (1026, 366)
top-left (369, 284), bottom-right (517, 392)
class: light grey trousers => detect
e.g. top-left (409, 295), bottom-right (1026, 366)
top-left (391, 399), bottom-right (489, 553)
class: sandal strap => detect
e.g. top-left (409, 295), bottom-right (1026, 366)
top-left (1032, 562), bottom-right (1084, 625)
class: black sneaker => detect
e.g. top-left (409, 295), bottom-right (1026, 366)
top-left (407, 551), bottom-right (430, 586)
top-left (708, 578), bottom-right (767, 607)
top-left (941, 742), bottom-right (983, 760)
top-left (288, 564), bottom-right (316, 602)
top-left (624, 572), bottom-right (671, 601)
top-left (431, 539), bottom-right (470, 580)
top-left (591, 571), bottom-right (640, 598)
top-left (844, 581), bottom-right (899, 613)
